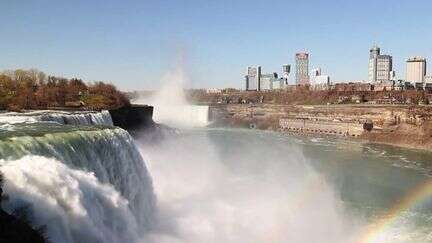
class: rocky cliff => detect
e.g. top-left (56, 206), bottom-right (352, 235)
top-left (0, 209), bottom-right (48, 243)
top-left (210, 104), bottom-right (432, 150)
top-left (0, 173), bottom-right (48, 243)
top-left (109, 105), bottom-right (155, 135)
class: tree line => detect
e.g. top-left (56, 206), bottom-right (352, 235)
top-left (187, 87), bottom-right (431, 105)
top-left (0, 69), bottom-right (130, 111)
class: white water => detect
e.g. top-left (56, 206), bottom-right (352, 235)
top-left (0, 106), bottom-right (427, 242)
top-left (0, 72), bottom-right (356, 243)
top-left (1, 155), bottom-right (139, 243)
top-left (151, 104), bottom-right (209, 128)
top-left (131, 65), bottom-right (357, 242)
top-left (137, 129), bottom-right (358, 243)
top-left (0, 110), bottom-right (113, 126)
top-left (0, 126), bottom-right (155, 243)
top-left (0, 63), bottom-right (425, 243)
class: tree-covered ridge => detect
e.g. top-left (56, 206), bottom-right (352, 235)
top-left (0, 69), bottom-right (130, 111)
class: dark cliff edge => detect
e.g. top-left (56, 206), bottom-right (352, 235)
top-left (109, 105), bottom-right (155, 133)
top-left (0, 209), bottom-right (48, 243)
top-left (0, 173), bottom-right (48, 243)
top-left (109, 104), bottom-right (177, 142)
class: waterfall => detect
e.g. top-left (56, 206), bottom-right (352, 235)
top-left (0, 126), bottom-right (155, 243)
top-left (0, 110), bottom-right (113, 126)
top-left (38, 110), bottom-right (113, 125)
top-left (152, 104), bottom-right (209, 128)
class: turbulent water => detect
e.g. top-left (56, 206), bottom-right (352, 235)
top-left (151, 104), bottom-right (209, 128)
top-left (1, 109), bottom-right (432, 243)
top-left (0, 110), bottom-right (113, 126)
top-left (0, 112), bottom-right (154, 243)
top-left (139, 128), bottom-right (432, 243)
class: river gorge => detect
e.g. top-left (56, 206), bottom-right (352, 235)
top-left (0, 106), bottom-right (431, 243)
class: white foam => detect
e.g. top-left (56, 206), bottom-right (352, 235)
top-left (1, 155), bottom-right (139, 243)
top-left (0, 110), bottom-right (113, 126)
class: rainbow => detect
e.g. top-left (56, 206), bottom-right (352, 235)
top-left (356, 179), bottom-right (432, 243)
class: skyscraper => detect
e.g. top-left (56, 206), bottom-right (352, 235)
top-left (295, 53), bottom-right (309, 85)
top-left (406, 57), bottom-right (426, 83)
top-left (260, 72), bottom-right (278, 91)
top-left (368, 45), bottom-right (393, 83)
top-left (245, 66), bottom-right (261, 91)
top-left (282, 64), bottom-right (290, 86)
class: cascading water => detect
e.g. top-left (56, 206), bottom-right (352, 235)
top-left (0, 110), bottom-right (113, 126)
top-left (150, 104), bottom-right (209, 128)
top-left (37, 110), bottom-right (113, 125)
top-left (0, 104), bottom-right (428, 243)
top-left (0, 114), bottom-right (155, 243)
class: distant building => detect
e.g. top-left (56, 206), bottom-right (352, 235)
top-left (314, 75), bottom-right (330, 85)
top-left (244, 64), bottom-right (291, 91)
top-left (425, 76), bottom-right (432, 91)
top-left (415, 82), bottom-right (425, 91)
top-left (245, 66), bottom-right (261, 91)
top-left (206, 88), bottom-right (222, 94)
top-left (403, 81), bottom-right (415, 90)
top-left (260, 72), bottom-right (278, 91)
top-left (282, 64), bottom-right (291, 86)
top-left (389, 70), bottom-right (396, 80)
top-left (311, 68), bottom-right (321, 77)
top-left (295, 53), bottom-right (309, 85)
top-left (373, 81), bottom-right (394, 91)
top-left (272, 78), bottom-right (284, 89)
top-left (406, 56), bottom-right (426, 83)
top-left (368, 45), bottom-right (393, 83)
top-left (310, 67), bottom-right (330, 90)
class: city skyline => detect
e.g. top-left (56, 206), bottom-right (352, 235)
top-left (1, 0), bottom-right (432, 91)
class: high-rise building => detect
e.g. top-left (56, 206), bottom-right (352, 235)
top-left (406, 57), bottom-right (426, 83)
top-left (282, 64), bottom-right (290, 86)
top-left (368, 46), bottom-right (380, 82)
top-left (260, 72), bottom-right (278, 91)
top-left (283, 64), bottom-right (291, 74)
top-left (245, 66), bottom-right (261, 91)
top-left (368, 45), bottom-right (393, 83)
top-left (295, 53), bottom-right (309, 85)
top-left (244, 64), bottom-right (291, 90)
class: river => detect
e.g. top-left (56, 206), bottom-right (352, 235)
top-left (0, 110), bottom-right (432, 243)
top-left (139, 127), bottom-right (432, 243)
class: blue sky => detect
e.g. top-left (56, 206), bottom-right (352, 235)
top-left (1, 0), bottom-right (432, 91)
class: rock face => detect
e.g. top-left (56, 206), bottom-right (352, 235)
top-left (209, 104), bottom-right (432, 150)
top-left (0, 178), bottom-right (47, 243)
top-left (0, 209), bottom-right (48, 243)
top-left (279, 118), bottom-right (364, 137)
top-left (109, 105), bottom-right (155, 135)
top-left (109, 104), bottom-right (177, 141)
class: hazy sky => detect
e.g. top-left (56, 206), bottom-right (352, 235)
top-left (1, 0), bottom-right (432, 91)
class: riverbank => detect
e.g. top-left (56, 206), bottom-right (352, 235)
top-left (208, 104), bottom-right (432, 151)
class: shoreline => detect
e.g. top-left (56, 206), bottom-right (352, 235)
top-left (208, 103), bottom-right (432, 153)
top-left (278, 128), bottom-right (431, 152)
